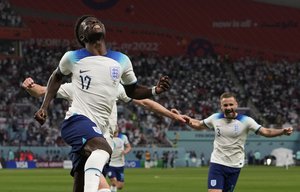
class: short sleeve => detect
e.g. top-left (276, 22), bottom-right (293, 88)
top-left (56, 83), bottom-right (73, 102)
top-left (203, 113), bottom-right (218, 130)
top-left (122, 134), bottom-right (129, 145)
top-left (117, 84), bottom-right (132, 103)
top-left (245, 116), bottom-right (261, 133)
top-left (120, 55), bottom-right (137, 85)
top-left (58, 51), bottom-right (73, 75)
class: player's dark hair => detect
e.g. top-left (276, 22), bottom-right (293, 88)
top-left (74, 15), bottom-right (93, 47)
top-left (220, 92), bottom-right (237, 101)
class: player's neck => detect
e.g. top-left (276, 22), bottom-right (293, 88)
top-left (86, 42), bottom-right (107, 55)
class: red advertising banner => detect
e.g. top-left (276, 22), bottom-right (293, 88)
top-left (9, 0), bottom-right (300, 60)
top-left (0, 27), bottom-right (31, 40)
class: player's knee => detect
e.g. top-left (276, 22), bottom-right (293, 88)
top-left (117, 182), bottom-right (124, 189)
top-left (83, 137), bottom-right (112, 156)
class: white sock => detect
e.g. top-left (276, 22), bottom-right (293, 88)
top-left (84, 149), bottom-right (110, 192)
top-left (98, 189), bottom-right (111, 192)
top-left (110, 185), bottom-right (117, 192)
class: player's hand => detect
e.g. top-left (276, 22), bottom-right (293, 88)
top-left (171, 108), bottom-right (180, 115)
top-left (22, 77), bottom-right (35, 89)
top-left (181, 115), bottom-right (192, 125)
top-left (34, 108), bottom-right (48, 125)
top-left (155, 76), bottom-right (170, 94)
top-left (172, 113), bottom-right (186, 123)
top-left (283, 127), bottom-right (293, 136)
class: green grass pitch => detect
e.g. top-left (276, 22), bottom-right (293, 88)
top-left (0, 166), bottom-right (299, 191)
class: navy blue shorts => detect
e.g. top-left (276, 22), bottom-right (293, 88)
top-left (208, 162), bottom-right (241, 192)
top-left (61, 114), bottom-right (103, 176)
top-left (104, 166), bottom-right (125, 182)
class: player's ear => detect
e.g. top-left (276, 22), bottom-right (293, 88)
top-left (79, 35), bottom-right (85, 42)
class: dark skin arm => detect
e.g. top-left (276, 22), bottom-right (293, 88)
top-left (34, 68), bottom-right (64, 125)
top-left (123, 76), bottom-right (170, 99)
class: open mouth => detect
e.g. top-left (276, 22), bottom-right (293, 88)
top-left (93, 25), bottom-right (101, 30)
top-left (225, 109), bottom-right (233, 114)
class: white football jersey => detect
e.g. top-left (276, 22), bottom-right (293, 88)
top-left (109, 133), bottom-right (129, 167)
top-left (56, 83), bottom-right (73, 102)
top-left (58, 49), bottom-right (137, 135)
top-left (55, 83), bottom-right (132, 150)
top-left (203, 113), bottom-right (261, 168)
top-left (108, 84), bottom-right (132, 134)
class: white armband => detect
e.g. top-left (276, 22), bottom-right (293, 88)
top-left (151, 86), bottom-right (158, 96)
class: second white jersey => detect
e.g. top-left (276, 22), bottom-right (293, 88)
top-left (110, 133), bottom-right (129, 167)
top-left (203, 113), bottom-right (261, 168)
top-left (58, 49), bottom-right (137, 136)
top-left (108, 85), bottom-right (132, 133)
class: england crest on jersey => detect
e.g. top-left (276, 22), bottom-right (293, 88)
top-left (110, 67), bottom-right (120, 80)
top-left (210, 179), bottom-right (217, 187)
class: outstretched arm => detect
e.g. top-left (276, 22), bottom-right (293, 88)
top-left (171, 109), bottom-right (207, 130)
top-left (34, 68), bottom-right (64, 125)
top-left (133, 99), bottom-right (186, 123)
top-left (22, 77), bottom-right (46, 98)
top-left (123, 76), bottom-right (170, 99)
top-left (258, 127), bottom-right (293, 137)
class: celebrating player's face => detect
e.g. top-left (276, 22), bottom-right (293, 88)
top-left (80, 17), bottom-right (106, 43)
top-left (220, 97), bottom-right (238, 119)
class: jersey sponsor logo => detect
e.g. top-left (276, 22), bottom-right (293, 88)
top-left (79, 69), bottom-right (90, 73)
top-left (210, 179), bottom-right (217, 187)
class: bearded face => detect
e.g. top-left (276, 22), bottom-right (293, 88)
top-left (220, 97), bottom-right (238, 119)
top-left (79, 16), bottom-right (106, 44)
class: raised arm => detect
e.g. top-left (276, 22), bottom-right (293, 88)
top-left (34, 68), bottom-right (64, 125)
top-left (184, 117), bottom-right (207, 130)
top-left (258, 127), bottom-right (293, 137)
top-left (123, 76), bottom-right (170, 99)
top-left (132, 99), bottom-right (186, 123)
top-left (171, 109), bottom-right (207, 130)
top-left (22, 77), bottom-right (46, 98)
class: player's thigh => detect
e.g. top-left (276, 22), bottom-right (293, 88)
top-left (116, 181), bottom-right (124, 189)
top-left (207, 163), bottom-right (224, 190)
top-left (83, 137), bottom-right (112, 156)
top-left (224, 167), bottom-right (241, 192)
top-left (110, 177), bottom-right (118, 185)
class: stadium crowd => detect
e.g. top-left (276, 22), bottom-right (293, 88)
top-left (0, 41), bottom-right (299, 148)
top-left (0, 0), bottom-right (22, 27)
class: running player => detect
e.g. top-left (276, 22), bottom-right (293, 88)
top-left (33, 15), bottom-right (170, 192)
top-left (173, 92), bottom-right (293, 192)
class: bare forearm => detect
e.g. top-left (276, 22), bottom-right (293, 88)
top-left (134, 99), bottom-right (174, 118)
top-left (259, 127), bottom-right (293, 137)
top-left (123, 145), bottom-right (132, 155)
top-left (124, 84), bottom-right (153, 99)
top-left (26, 84), bottom-right (46, 98)
top-left (41, 70), bottom-right (63, 109)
